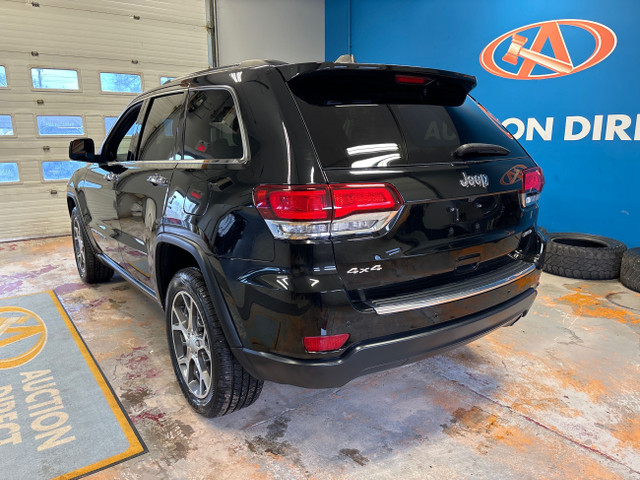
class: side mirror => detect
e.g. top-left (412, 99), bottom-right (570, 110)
top-left (69, 138), bottom-right (96, 162)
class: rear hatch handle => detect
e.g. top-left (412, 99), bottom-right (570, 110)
top-left (453, 143), bottom-right (510, 158)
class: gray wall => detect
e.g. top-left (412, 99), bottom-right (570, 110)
top-left (216, 0), bottom-right (324, 65)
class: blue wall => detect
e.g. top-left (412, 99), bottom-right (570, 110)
top-left (326, 0), bottom-right (639, 247)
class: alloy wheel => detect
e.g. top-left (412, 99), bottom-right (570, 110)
top-left (170, 291), bottom-right (213, 399)
top-left (73, 216), bottom-right (86, 276)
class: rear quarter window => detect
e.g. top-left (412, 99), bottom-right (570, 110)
top-left (183, 89), bottom-right (244, 161)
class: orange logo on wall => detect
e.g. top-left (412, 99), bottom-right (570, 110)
top-left (0, 306), bottom-right (47, 369)
top-left (480, 20), bottom-right (617, 80)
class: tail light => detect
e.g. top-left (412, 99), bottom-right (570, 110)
top-left (520, 167), bottom-right (544, 207)
top-left (254, 183), bottom-right (403, 240)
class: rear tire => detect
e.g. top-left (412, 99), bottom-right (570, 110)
top-left (71, 207), bottom-right (114, 284)
top-left (165, 267), bottom-right (263, 417)
top-left (620, 248), bottom-right (640, 292)
top-left (542, 232), bottom-right (626, 280)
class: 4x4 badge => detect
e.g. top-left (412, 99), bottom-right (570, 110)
top-left (347, 265), bottom-right (382, 274)
top-left (460, 173), bottom-right (489, 188)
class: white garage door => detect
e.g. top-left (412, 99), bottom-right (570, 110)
top-left (0, 0), bottom-right (210, 241)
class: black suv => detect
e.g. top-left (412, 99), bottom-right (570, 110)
top-left (67, 60), bottom-right (545, 417)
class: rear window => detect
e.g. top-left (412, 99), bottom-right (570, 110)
top-left (295, 100), bottom-right (527, 169)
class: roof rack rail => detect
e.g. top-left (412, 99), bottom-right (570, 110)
top-left (239, 59), bottom-right (287, 67)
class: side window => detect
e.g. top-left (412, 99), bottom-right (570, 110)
top-left (183, 89), bottom-right (244, 161)
top-left (103, 104), bottom-right (142, 162)
top-left (137, 92), bottom-right (185, 161)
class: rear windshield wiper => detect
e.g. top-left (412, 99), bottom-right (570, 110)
top-left (453, 143), bottom-right (510, 158)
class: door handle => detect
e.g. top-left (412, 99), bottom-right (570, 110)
top-left (104, 172), bottom-right (118, 182)
top-left (146, 174), bottom-right (169, 186)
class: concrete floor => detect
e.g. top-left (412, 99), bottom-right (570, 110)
top-left (1, 236), bottom-right (639, 480)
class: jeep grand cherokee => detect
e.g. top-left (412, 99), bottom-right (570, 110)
top-left (66, 60), bottom-right (546, 417)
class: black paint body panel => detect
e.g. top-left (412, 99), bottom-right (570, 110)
top-left (67, 61), bottom-right (545, 387)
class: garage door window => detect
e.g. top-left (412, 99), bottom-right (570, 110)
top-left (100, 72), bottom-right (142, 93)
top-left (0, 66), bottom-right (6, 87)
top-left (42, 161), bottom-right (84, 181)
top-left (160, 76), bottom-right (175, 85)
top-left (0, 115), bottom-right (14, 135)
top-left (104, 116), bottom-right (118, 135)
top-left (36, 116), bottom-right (84, 136)
top-left (0, 163), bottom-right (19, 183)
top-left (31, 68), bottom-right (79, 90)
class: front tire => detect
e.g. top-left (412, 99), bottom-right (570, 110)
top-left (166, 267), bottom-right (263, 417)
top-left (71, 207), bottom-right (114, 283)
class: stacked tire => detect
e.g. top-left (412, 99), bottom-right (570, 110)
top-left (620, 248), bottom-right (640, 292)
top-left (541, 232), bottom-right (626, 279)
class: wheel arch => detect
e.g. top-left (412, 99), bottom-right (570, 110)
top-left (154, 233), bottom-right (242, 349)
top-left (66, 193), bottom-right (76, 216)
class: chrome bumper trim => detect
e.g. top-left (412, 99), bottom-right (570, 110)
top-left (371, 261), bottom-right (536, 315)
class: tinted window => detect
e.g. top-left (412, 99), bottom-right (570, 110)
top-left (42, 161), bottom-right (84, 181)
top-left (37, 116), bottom-right (84, 136)
top-left (138, 93), bottom-right (185, 161)
top-left (295, 99), bottom-right (526, 168)
top-left (183, 89), bottom-right (243, 160)
top-left (31, 68), bottom-right (79, 90)
top-left (295, 105), bottom-right (405, 168)
top-left (0, 163), bottom-right (19, 183)
top-left (103, 105), bottom-right (142, 162)
top-left (100, 73), bottom-right (142, 93)
top-left (0, 115), bottom-right (13, 135)
top-left (0, 66), bottom-right (6, 87)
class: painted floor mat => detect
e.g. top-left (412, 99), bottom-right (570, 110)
top-left (0, 290), bottom-right (145, 479)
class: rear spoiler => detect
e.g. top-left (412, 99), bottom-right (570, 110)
top-left (278, 62), bottom-right (477, 107)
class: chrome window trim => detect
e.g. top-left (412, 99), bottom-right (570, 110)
top-left (107, 85), bottom-right (250, 167)
top-left (178, 84), bottom-right (250, 167)
top-left (101, 90), bottom-right (189, 164)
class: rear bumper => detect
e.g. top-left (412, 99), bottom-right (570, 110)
top-left (233, 288), bottom-right (537, 388)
